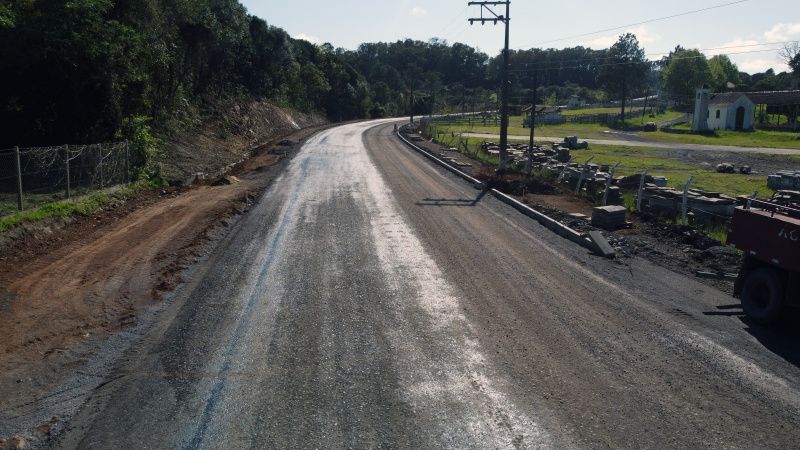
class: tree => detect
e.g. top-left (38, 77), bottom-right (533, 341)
top-left (708, 55), bottom-right (741, 91)
top-left (779, 41), bottom-right (799, 73)
top-left (662, 49), bottom-right (711, 108)
top-left (598, 33), bottom-right (649, 121)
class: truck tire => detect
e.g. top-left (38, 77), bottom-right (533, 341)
top-left (740, 268), bottom-right (784, 323)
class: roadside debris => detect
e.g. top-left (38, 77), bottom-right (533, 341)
top-left (767, 170), bottom-right (800, 190)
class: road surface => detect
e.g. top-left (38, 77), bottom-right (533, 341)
top-left (57, 120), bottom-right (800, 448)
top-left (462, 132), bottom-right (800, 155)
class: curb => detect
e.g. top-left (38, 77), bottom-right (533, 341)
top-left (395, 129), bottom-right (606, 256)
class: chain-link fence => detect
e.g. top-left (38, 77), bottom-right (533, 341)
top-left (0, 142), bottom-right (129, 217)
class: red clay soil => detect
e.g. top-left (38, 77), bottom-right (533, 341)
top-left (0, 125), bottom-right (326, 425)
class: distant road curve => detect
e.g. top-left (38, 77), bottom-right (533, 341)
top-left (462, 132), bottom-right (800, 155)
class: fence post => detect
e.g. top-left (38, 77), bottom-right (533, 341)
top-left (636, 169), bottom-right (648, 212)
top-left (14, 146), bottom-right (23, 211)
top-left (602, 163), bottom-right (620, 206)
top-left (64, 145), bottom-right (71, 199)
top-left (681, 176), bottom-right (694, 225)
top-left (124, 140), bottom-right (130, 184)
top-left (574, 157), bottom-right (594, 195)
top-left (98, 144), bottom-right (104, 189)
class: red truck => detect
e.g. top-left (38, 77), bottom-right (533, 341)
top-left (727, 197), bottom-right (800, 323)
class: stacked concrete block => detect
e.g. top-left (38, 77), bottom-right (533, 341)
top-left (591, 205), bottom-right (627, 230)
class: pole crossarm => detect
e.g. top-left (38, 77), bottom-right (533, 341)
top-left (468, 1), bottom-right (509, 25)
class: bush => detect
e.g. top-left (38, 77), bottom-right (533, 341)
top-left (116, 115), bottom-right (163, 181)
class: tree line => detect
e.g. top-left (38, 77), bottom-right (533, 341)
top-left (1, 0), bottom-right (798, 149)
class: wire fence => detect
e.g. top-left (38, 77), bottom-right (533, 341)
top-left (0, 142), bottom-right (130, 217)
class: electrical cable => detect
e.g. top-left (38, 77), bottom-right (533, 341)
top-left (524, 0), bottom-right (750, 47)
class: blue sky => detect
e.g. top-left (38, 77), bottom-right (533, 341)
top-left (241, 0), bottom-right (799, 73)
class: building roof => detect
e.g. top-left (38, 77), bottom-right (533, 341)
top-left (743, 90), bottom-right (800, 106)
top-left (708, 92), bottom-right (752, 106)
top-left (522, 104), bottom-right (562, 114)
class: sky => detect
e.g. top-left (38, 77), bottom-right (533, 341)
top-left (241, 0), bottom-right (799, 73)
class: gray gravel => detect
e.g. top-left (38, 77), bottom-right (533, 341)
top-left (54, 120), bottom-right (800, 449)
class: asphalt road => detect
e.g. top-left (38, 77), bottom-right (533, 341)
top-left (462, 132), bottom-right (800, 155)
top-left (57, 120), bottom-right (800, 448)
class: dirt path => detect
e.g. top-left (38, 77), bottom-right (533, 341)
top-left (0, 125), bottom-right (328, 444)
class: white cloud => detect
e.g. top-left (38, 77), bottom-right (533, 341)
top-left (410, 6), bottom-right (428, 16)
top-left (293, 32), bottom-right (320, 43)
top-left (764, 23), bottom-right (800, 42)
top-left (736, 58), bottom-right (781, 73)
top-left (584, 26), bottom-right (660, 49)
top-left (706, 22), bottom-right (800, 74)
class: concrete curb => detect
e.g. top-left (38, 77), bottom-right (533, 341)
top-left (395, 129), bottom-right (603, 256)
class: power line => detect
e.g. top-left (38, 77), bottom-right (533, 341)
top-left (524, 0), bottom-right (750, 48)
top-left (507, 47), bottom-right (787, 74)
top-left (506, 41), bottom-right (791, 69)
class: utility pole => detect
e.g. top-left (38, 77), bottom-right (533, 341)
top-left (469, 1), bottom-right (510, 174)
top-left (529, 73), bottom-right (537, 149)
top-left (410, 83), bottom-right (414, 125)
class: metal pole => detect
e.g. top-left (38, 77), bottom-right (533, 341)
top-left (98, 145), bottom-right (104, 189)
top-left (14, 146), bottom-right (23, 211)
top-left (64, 145), bottom-right (71, 199)
top-left (681, 176), bottom-right (694, 225)
top-left (124, 140), bottom-right (130, 184)
top-left (636, 169), bottom-right (648, 212)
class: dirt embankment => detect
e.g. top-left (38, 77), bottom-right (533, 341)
top-left (0, 101), bottom-right (329, 445)
top-left (161, 100), bottom-right (326, 182)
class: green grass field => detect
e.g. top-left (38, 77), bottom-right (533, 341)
top-left (432, 113), bottom-right (800, 149)
top-left (437, 134), bottom-right (773, 198)
top-left (646, 129), bottom-right (800, 149)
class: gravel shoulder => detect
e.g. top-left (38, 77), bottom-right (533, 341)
top-left (0, 124), bottom-right (329, 446)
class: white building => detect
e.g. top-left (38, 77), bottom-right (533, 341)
top-left (693, 89), bottom-right (755, 131)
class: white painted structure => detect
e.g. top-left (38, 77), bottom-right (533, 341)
top-left (693, 89), bottom-right (755, 131)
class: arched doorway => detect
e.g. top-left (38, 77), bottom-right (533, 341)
top-left (735, 106), bottom-right (746, 131)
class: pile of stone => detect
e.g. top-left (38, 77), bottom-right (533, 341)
top-left (591, 205), bottom-right (628, 230)
top-left (767, 170), bottom-right (800, 190)
top-left (638, 186), bottom-right (736, 222)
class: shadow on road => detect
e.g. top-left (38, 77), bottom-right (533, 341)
top-left (416, 188), bottom-right (489, 207)
top-left (705, 303), bottom-right (800, 368)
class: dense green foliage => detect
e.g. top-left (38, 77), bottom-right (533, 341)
top-left (0, 0), bottom-right (370, 147)
top-left (0, 0), bottom-right (796, 149)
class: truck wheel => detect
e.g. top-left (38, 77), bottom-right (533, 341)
top-left (740, 268), bottom-right (784, 323)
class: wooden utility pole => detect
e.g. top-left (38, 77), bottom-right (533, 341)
top-left (529, 74), bottom-right (537, 149)
top-left (469, 1), bottom-right (511, 173)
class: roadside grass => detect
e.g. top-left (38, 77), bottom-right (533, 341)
top-left (704, 223), bottom-right (730, 244)
top-left (0, 181), bottom-right (160, 233)
top-left (0, 186), bottom-right (105, 217)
